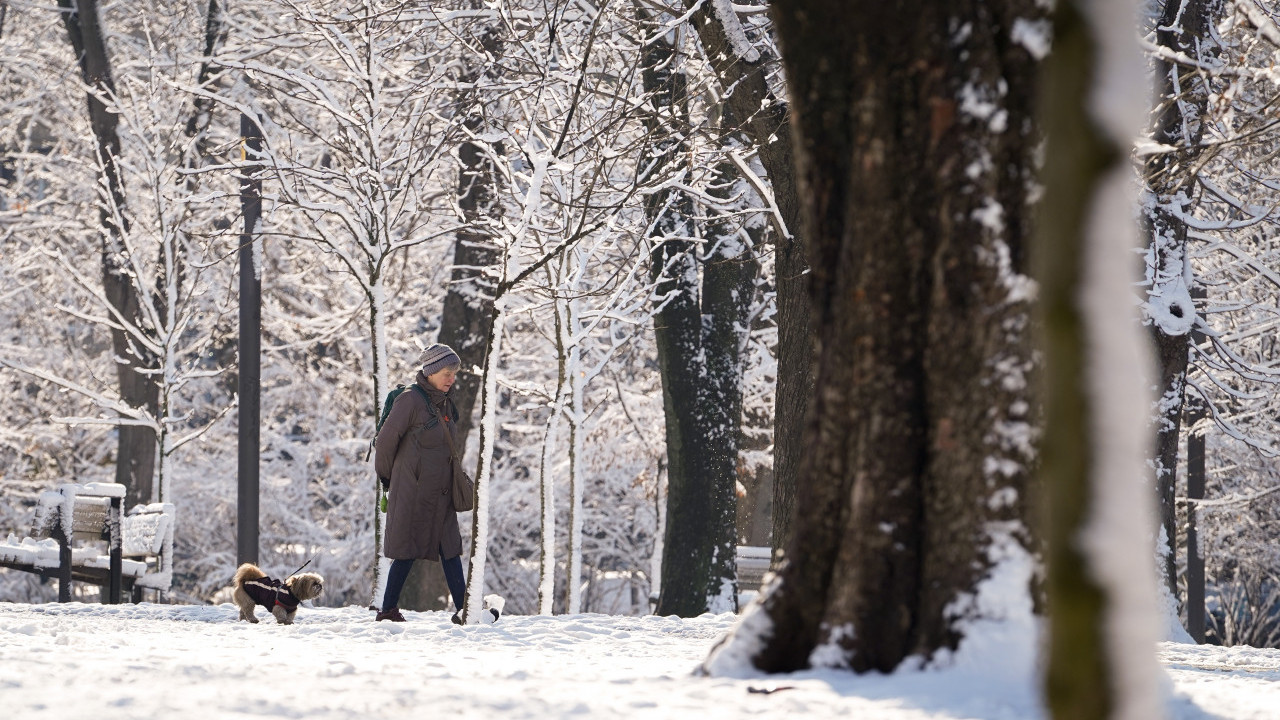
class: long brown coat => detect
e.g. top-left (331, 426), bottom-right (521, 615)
top-left (375, 373), bottom-right (463, 561)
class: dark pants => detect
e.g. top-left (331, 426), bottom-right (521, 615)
top-left (382, 547), bottom-right (466, 611)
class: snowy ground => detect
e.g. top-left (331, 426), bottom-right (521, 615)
top-left (0, 602), bottom-right (1276, 720)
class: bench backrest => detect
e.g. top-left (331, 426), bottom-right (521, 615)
top-left (33, 494), bottom-right (115, 543)
top-left (123, 507), bottom-right (173, 557)
top-left (71, 497), bottom-right (113, 542)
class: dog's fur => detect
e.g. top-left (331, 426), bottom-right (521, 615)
top-left (232, 563), bottom-right (324, 625)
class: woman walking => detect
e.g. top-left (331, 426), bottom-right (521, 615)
top-left (374, 344), bottom-right (468, 623)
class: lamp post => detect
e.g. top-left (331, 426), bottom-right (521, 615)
top-left (237, 112), bottom-right (262, 567)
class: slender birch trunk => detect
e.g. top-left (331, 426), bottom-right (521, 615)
top-left (538, 292), bottom-right (569, 614)
top-left (1042, 2), bottom-right (1164, 717)
top-left (463, 299), bottom-right (506, 623)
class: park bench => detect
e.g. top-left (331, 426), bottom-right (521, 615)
top-left (735, 545), bottom-right (773, 597)
top-left (0, 482), bottom-right (174, 603)
top-left (647, 545), bottom-right (776, 613)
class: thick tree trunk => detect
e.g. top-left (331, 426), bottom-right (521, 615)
top-left (1142, 0), bottom-right (1223, 603)
top-left (702, 147), bottom-right (763, 577)
top-left (707, 0), bottom-right (1042, 672)
top-left (641, 8), bottom-right (751, 616)
top-left (402, 5), bottom-right (504, 613)
top-left (679, 1), bottom-right (812, 552)
top-left (640, 7), bottom-right (699, 618)
top-left (437, 128), bottom-right (501, 451)
top-left (59, 0), bottom-right (159, 508)
top-left (436, 11), bottom-right (505, 455)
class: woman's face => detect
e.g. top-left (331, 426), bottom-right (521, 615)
top-left (427, 367), bottom-right (458, 393)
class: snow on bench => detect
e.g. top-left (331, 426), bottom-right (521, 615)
top-left (0, 483), bottom-right (173, 603)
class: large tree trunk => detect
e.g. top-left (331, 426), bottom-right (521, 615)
top-left (639, 13), bottom-right (709, 616)
top-left (401, 4), bottom-right (504, 613)
top-left (639, 6), bottom-right (755, 616)
top-left (678, 1), bottom-right (812, 551)
top-left (707, 0), bottom-right (1043, 672)
top-left (1142, 0), bottom-right (1223, 603)
top-left (436, 9), bottom-right (505, 455)
top-left (59, 0), bottom-right (159, 508)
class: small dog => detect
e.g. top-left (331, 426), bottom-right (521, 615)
top-left (232, 563), bottom-right (324, 625)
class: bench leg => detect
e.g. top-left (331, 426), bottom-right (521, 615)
top-left (108, 497), bottom-right (122, 604)
top-left (58, 539), bottom-right (72, 603)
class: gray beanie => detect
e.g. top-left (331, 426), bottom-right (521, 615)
top-left (418, 343), bottom-right (461, 376)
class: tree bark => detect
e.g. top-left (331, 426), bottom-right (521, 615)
top-left (640, 15), bottom-right (707, 616)
top-left (678, 1), bottom-right (812, 552)
top-left (436, 9), bottom-right (505, 456)
top-left (403, 4), bottom-right (504, 613)
top-left (1037, 6), bottom-right (1111, 714)
top-left (1142, 0), bottom-right (1223, 603)
top-left (710, 0), bottom-right (1043, 672)
top-left (437, 124), bottom-right (501, 452)
top-left (640, 6), bottom-right (755, 616)
top-left (59, 0), bottom-right (159, 508)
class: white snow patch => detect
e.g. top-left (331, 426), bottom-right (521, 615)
top-left (810, 623), bottom-right (856, 668)
top-left (701, 597), bottom-right (774, 678)
top-left (711, 0), bottom-right (761, 63)
top-left (959, 85), bottom-right (1008, 133)
top-left (972, 198), bottom-right (1006, 235)
top-left (987, 486), bottom-right (1019, 510)
top-left (1011, 17), bottom-right (1052, 60)
top-left (0, 603), bottom-right (1270, 718)
top-left (1145, 276), bottom-right (1196, 336)
top-left (930, 524), bottom-right (1037, 684)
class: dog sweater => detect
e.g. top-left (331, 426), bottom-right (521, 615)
top-left (243, 576), bottom-right (301, 612)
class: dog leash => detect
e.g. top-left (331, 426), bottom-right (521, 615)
top-left (284, 557), bottom-right (315, 578)
top-left (270, 557), bottom-right (317, 610)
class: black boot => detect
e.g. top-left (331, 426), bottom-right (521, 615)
top-left (376, 607), bottom-right (406, 622)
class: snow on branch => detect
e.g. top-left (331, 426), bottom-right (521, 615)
top-left (711, 0), bottom-right (760, 63)
top-left (0, 359), bottom-right (158, 431)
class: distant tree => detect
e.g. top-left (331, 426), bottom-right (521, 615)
top-left (57, 0), bottom-right (159, 508)
top-left (214, 0), bottom-right (468, 605)
top-left (677, 0), bottom-right (812, 550)
top-left (1164, 2), bottom-right (1280, 649)
top-left (436, 2), bottom-right (504, 453)
top-left (705, 0), bottom-right (1043, 671)
top-left (397, 1), bottom-right (504, 613)
top-left (637, 4), bottom-right (746, 617)
top-left (1140, 0), bottom-right (1225, 607)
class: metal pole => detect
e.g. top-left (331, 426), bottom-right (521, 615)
top-left (1185, 284), bottom-right (1208, 643)
top-left (237, 113), bottom-right (262, 567)
top-left (1186, 398), bottom-right (1205, 643)
top-left (108, 495), bottom-right (122, 603)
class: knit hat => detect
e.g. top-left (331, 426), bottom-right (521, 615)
top-left (418, 343), bottom-right (461, 376)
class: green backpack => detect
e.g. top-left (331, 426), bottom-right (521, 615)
top-left (370, 383), bottom-right (438, 512)
top-left (376, 384), bottom-right (432, 433)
